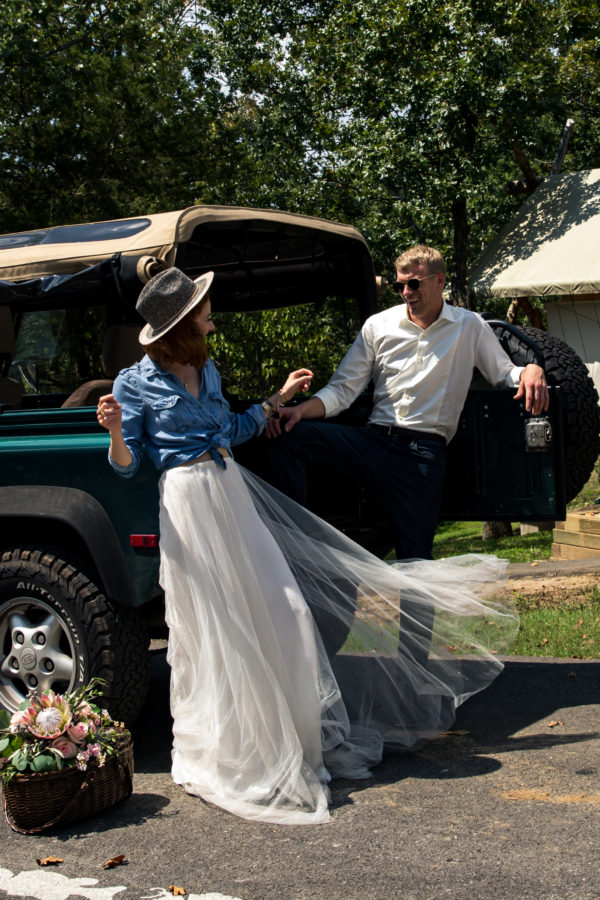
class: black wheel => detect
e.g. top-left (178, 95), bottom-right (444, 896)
top-left (490, 323), bottom-right (600, 502)
top-left (0, 548), bottom-right (149, 724)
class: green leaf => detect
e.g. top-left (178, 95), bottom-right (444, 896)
top-left (29, 753), bottom-right (59, 774)
top-left (0, 710), bottom-right (11, 729)
top-left (0, 736), bottom-right (11, 753)
top-left (13, 750), bottom-right (29, 772)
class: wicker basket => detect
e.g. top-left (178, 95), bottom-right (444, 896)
top-left (2, 732), bottom-right (134, 834)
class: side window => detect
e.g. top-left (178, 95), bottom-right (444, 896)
top-left (10, 306), bottom-right (106, 401)
top-left (211, 296), bottom-right (362, 400)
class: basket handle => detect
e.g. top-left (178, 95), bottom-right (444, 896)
top-left (3, 755), bottom-right (133, 835)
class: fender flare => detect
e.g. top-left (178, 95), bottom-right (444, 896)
top-left (0, 485), bottom-right (137, 607)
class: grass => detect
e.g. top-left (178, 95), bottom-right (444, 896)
top-left (432, 520), bottom-right (553, 563)
top-left (429, 464), bottom-right (600, 658)
top-left (511, 596), bottom-right (600, 658)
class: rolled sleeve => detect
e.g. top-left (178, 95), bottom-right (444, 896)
top-left (110, 372), bottom-right (146, 478)
top-left (227, 403), bottom-right (266, 445)
top-left (313, 325), bottom-right (375, 418)
top-left (476, 324), bottom-right (525, 389)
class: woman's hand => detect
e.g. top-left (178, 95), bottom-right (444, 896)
top-left (97, 393), bottom-right (123, 433)
top-left (97, 393), bottom-right (133, 468)
top-left (280, 368), bottom-right (313, 402)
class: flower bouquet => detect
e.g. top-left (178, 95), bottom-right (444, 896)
top-left (0, 679), bottom-right (133, 834)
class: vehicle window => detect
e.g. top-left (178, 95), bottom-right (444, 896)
top-left (211, 296), bottom-right (362, 400)
top-left (11, 306), bottom-right (106, 399)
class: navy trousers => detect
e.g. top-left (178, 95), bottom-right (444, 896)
top-left (268, 421), bottom-right (448, 666)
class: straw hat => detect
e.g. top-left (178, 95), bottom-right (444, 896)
top-left (137, 267), bottom-right (214, 346)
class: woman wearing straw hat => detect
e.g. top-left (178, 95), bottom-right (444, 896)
top-left (97, 267), bottom-right (518, 825)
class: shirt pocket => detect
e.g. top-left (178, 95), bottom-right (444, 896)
top-left (148, 394), bottom-right (190, 431)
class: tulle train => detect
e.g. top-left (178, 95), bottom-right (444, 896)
top-left (158, 459), bottom-right (518, 825)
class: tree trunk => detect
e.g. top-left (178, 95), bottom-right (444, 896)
top-left (450, 194), bottom-right (471, 308)
top-left (481, 521), bottom-right (513, 540)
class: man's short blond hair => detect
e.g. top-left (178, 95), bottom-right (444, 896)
top-left (394, 245), bottom-right (446, 276)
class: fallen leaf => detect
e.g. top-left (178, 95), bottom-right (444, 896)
top-left (530, 562), bottom-right (540, 567)
top-left (547, 720), bottom-right (564, 728)
top-left (103, 855), bottom-right (127, 869)
top-left (167, 887), bottom-right (186, 897)
top-left (540, 638), bottom-right (549, 645)
top-left (37, 857), bottom-right (63, 866)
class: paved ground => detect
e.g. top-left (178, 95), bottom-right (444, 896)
top-left (1, 558), bottom-right (599, 900)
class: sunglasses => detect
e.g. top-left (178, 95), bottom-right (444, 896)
top-left (392, 273), bottom-right (438, 294)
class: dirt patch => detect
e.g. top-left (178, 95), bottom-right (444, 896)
top-left (499, 573), bottom-right (599, 608)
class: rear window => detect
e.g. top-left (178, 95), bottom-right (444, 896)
top-left (11, 306), bottom-right (106, 399)
top-left (212, 296), bottom-right (362, 399)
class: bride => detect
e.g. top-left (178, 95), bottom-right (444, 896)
top-left (97, 266), bottom-right (518, 825)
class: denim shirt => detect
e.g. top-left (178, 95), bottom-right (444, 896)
top-left (109, 355), bottom-right (265, 477)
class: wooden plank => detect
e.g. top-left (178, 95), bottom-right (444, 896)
top-left (552, 529), bottom-right (600, 550)
top-left (551, 542), bottom-right (600, 560)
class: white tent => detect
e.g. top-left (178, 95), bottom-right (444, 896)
top-left (469, 168), bottom-right (600, 394)
top-left (469, 168), bottom-right (600, 298)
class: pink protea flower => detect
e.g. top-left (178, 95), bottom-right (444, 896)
top-left (51, 737), bottom-right (79, 759)
top-left (21, 691), bottom-right (72, 739)
top-left (67, 721), bottom-right (90, 744)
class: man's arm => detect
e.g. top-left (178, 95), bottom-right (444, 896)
top-left (267, 321), bottom-right (375, 436)
top-left (475, 321), bottom-right (549, 415)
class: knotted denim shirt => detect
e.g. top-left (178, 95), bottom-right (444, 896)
top-left (109, 355), bottom-right (265, 478)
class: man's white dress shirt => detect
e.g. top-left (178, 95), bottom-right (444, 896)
top-left (313, 302), bottom-right (523, 443)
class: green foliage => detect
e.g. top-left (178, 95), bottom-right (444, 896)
top-left (211, 296), bottom-right (361, 397)
top-left (2, 0), bottom-right (600, 313)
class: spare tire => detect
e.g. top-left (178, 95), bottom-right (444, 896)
top-left (488, 322), bottom-right (600, 502)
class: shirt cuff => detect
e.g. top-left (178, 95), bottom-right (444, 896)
top-left (108, 451), bottom-right (137, 477)
top-left (506, 366), bottom-right (524, 388)
top-left (248, 403), bottom-right (267, 434)
top-left (312, 386), bottom-right (343, 418)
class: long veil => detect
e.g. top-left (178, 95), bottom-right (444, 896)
top-left (240, 467), bottom-right (518, 751)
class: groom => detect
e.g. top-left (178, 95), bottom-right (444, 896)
top-left (266, 244), bottom-right (548, 663)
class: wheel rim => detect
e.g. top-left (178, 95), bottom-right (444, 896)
top-left (0, 595), bottom-right (78, 712)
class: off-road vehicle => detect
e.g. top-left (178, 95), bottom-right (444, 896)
top-left (0, 206), bottom-right (598, 723)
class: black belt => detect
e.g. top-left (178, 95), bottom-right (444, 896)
top-left (368, 423), bottom-right (446, 445)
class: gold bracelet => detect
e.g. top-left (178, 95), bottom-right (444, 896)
top-left (278, 389), bottom-right (287, 406)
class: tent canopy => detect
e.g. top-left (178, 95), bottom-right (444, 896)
top-left (469, 168), bottom-right (600, 300)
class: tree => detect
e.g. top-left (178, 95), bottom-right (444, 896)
top-left (0, 0), bottom-right (243, 230)
top-left (202, 0), bottom-right (600, 298)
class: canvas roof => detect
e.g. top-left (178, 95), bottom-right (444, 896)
top-left (469, 168), bottom-right (600, 300)
top-left (0, 205), bottom-right (370, 282)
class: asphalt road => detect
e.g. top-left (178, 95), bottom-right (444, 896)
top-left (1, 645), bottom-right (599, 900)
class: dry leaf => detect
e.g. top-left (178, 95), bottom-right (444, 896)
top-left (547, 720), bottom-right (564, 728)
top-left (36, 857), bottom-right (63, 866)
top-left (167, 887), bottom-right (187, 897)
top-left (530, 562), bottom-right (540, 567)
top-left (103, 855), bottom-right (127, 869)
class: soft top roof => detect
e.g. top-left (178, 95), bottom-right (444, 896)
top-left (0, 205), bottom-right (377, 316)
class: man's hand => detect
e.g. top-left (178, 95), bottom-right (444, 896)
top-left (265, 406), bottom-right (303, 438)
top-left (514, 364), bottom-right (549, 415)
top-left (265, 395), bottom-right (326, 438)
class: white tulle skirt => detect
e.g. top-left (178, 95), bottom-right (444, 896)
top-left (158, 457), bottom-right (518, 825)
